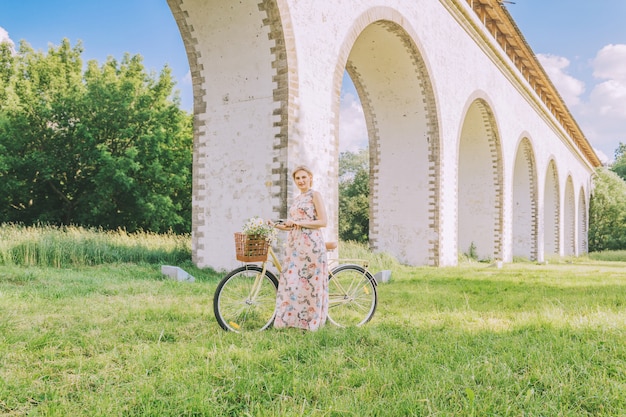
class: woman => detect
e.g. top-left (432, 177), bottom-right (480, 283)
top-left (273, 165), bottom-right (328, 331)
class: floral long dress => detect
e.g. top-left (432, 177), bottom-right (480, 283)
top-left (274, 189), bottom-right (328, 331)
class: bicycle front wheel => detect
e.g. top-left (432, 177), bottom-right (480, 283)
top-left (213, 265), bottom-right (278, 332)
top-left (327, 264), bottom-right (377, 327)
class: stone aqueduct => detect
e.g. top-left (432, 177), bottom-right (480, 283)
top-left (167, 0), bottom-right (601, 270)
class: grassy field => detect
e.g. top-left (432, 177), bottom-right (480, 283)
top-left (0, 225), bottom-right (625, 416)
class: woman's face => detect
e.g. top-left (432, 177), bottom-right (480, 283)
top-left (293, 170), bottom-right (312, 192)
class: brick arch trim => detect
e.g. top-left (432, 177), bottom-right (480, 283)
top-left (167, 0), bottom-right (208, 265)
top-left (578, 186), bottom-right (588, 254)
top-left (258, 0), bottom-right (299, 218)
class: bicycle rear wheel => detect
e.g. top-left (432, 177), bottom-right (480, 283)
top-left (213, 265), bottom-right (278, 332)
top-left (327, 264), bottom-right (377, 327)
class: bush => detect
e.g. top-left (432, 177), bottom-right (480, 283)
top-left (589, 168), bottom-right (626, 251)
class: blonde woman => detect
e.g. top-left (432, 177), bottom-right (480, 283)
top-left (273, 166), bottom-right (328, 331)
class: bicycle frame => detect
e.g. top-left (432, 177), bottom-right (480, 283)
top-left (244, 246), bottom-right (281, 304)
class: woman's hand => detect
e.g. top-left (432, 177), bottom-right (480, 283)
top-left (284, 220), bottom-right (299, 230)
top-left (270, 219), bottom-right (298, 231)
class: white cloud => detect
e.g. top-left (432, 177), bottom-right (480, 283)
top-left (592, 44), bottom-right (626, 82)
top-left (589, 45), bottom-right (626, 119)
top-left (589, 79), bottom-right (626, 118)
top-left (579, 44), bottom-right (626, 157)
top-left (0, 26), bottom-right (14, 48)
top-left (182, 70), bottom-right (192, 85)
top-left (593, 148), bottom-right (611, 166)
top-left (537, 46), bottom-right (626, 159)
top-left (338, 91), bottom-right (368, 153)
top-left (537, 53), bottom-right (585, 107)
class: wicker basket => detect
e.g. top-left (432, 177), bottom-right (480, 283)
top-left (234, 232), bottom-right (270, 262)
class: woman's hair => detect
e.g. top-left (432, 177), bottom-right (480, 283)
top-left (291, 165), bottom-right (314, 180)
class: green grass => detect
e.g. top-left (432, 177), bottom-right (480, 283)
top-left (1, 227), bottom-right (625, 416)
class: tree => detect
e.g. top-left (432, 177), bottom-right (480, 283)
top-left (0, 39), bottom-right (192, 233)
top-left (338, 149), bottom-right (369, 243)
top-left (588, 167), bottom-right (626, 251)
top-left (610, 142), bottom-right (626, 181)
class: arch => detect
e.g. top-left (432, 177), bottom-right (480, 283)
top-left (543, 159), bottom-right (560, 257)
top-left (564, 176), bottom-right (576, 256)
top-left (512, 137), bottom-right (538, 260)
top-left (332, 9), bottom-right (440, 265)
top-left (168, 0), bottom-right (293, 268)
top-left (457, 97), bottom-right (504, 261)
top-left (578, 186), bottom-right (588, 255)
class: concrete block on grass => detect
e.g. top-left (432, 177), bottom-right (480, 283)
top-left (161, 265), bottom-right (195, 283)
top-left (374, 270), bottom-right (392, 284)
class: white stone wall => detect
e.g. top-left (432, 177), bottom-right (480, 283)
top-left (169, 0), bottom-right (596, 270)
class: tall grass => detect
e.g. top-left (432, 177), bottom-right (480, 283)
top-left (335, 240), bottom-right (402, 273)
top-left (0, 224), bottom-right (191, 267)
top-left (588, 249), bottom-right (626, 262)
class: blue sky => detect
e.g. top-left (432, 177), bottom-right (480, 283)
top-left (507, 0), bottom-right (626, 163)
top-left (0, 0), bottom-right (192, 109)
top-left (1, 1), bottom-right (625, 161)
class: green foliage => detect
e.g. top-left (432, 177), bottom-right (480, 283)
top-left (338, 149), bottom-right (369, 243)
top-left (610, 142), bottom-right (626, 181)
top-left (459, 241), bottom-right (482, 263)
top-left (0, 39), bottom-right (192, 233)
top-left (589, 167), bottom-right (626, 251)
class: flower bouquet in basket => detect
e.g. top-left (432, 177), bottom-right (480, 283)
top-left (235, 216), bottom-right (277, 262)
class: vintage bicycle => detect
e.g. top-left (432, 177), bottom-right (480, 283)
top-left (213, 225), bottom-right (378, 333)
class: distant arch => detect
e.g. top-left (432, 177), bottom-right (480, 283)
top-left (512, 137), bottom-right (538, 260)
top-left (457, 98), bottom-right (503, 261)
top-left (564, 176), bottom-right (576, 256)
top-left (578, 187), bottom-right (588, 255)
top-left (543, 159), bottom-right (560, 257)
